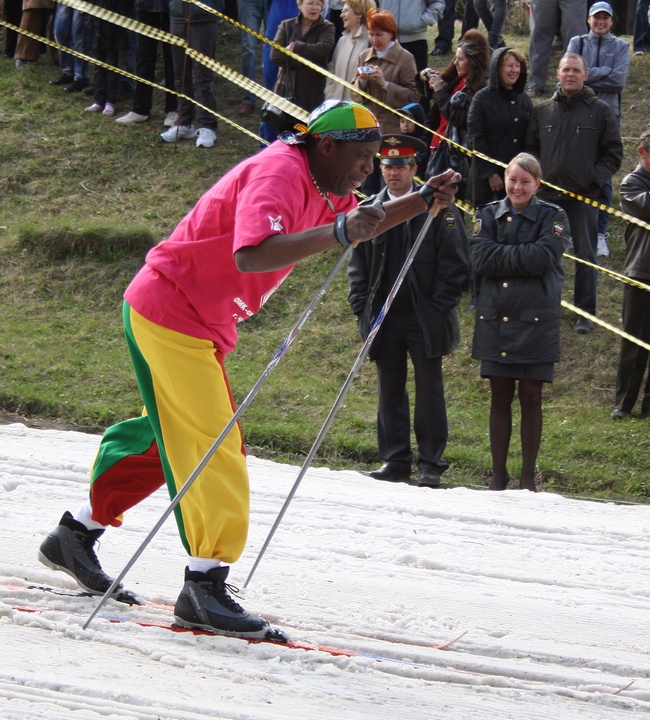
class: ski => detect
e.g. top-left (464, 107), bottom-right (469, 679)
top-left (15, 582), bottom-right (145, 606)
top-left (1, 580), bottom-right (467, 663)
top-left (3, 586), bottom-right (637, 698)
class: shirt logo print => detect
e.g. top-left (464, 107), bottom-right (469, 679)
top-left (269, 215), bottom-right (283, 232)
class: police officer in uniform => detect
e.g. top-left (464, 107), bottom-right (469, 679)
top-left (348, 135), bottom-right (469, 487)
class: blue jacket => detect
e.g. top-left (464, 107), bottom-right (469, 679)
top-left (566, 30), bottom-right (630, 119)
top-left (377, 0), bottom-right (445, 43)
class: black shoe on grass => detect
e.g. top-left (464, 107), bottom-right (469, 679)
top-left (50, 73), bottom-right (73, 86)
top-left (63, 78), bottom-right (89, 93)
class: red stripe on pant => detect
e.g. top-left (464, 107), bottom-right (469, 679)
top-left (90, 440), bottom-right (166, 527)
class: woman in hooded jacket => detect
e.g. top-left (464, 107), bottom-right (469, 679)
top-left (466, 47), bottom-right (533, 208)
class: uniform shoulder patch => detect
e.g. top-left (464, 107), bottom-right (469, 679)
top-left (443, 211), bottom-right (456, 229)
top-left (472, 218), bottom-right (482, 236)
top-left (552, 220), bottom-right (565, 237)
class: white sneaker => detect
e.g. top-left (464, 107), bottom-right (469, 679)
top-left (84, 103), bottom-right (103, 112)
top-left (597, 232), bottom-right (610, 258)
top-left (163, 111), bottom-right (178, 127)
top-left (160, 124), bottom-right (195, 143)
top-left (195, 128), bottom-right (216, 148)
top-left (116, 111), bottom-right (149, 124)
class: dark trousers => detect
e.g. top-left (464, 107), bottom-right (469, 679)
top-left (473, 0), bottom-right (506, 48)
top-left (375, 310), bottom-right (448, 473)
top-left (90, 19), bottom-right (125, 105)
top-left (633, 0), bottom-right (650, 52)
top-left (2, 0), bottom-right (22, 57)
top-left (558, 196), bottom-right (598, 314)
top-left (401, 39), bottom-right (428, 72)
top-left (93, 47), bottom-right (120, 105)
top-left (170, 20), bottom-right (218, 131)
top-left (597, 179), bottom-right (613, 236)
top-left (615, 281), bottom-right (650, 415)
top-left (401, 38), bottom-right (429, 110)
top-left (132, 9), bottom-right (176, 116)
top-left (434, 0), bottom-right (478, 52)
top-left (328, 7), bottom-right (343, 43)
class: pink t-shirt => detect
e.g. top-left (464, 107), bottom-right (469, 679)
top-left (125, 142), bottom-right (357, 353)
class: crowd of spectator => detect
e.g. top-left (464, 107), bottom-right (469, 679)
top-left (3, 0), bottom-right (650, 485)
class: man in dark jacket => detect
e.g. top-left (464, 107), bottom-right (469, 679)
top-left (525, 53), bottom-right (622, 334)
top-left (348, 135), bottom-right (469, 487)
top-left (612, 130), bottom-right (650, 419)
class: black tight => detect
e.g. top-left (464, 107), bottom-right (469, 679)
top-left (488, 376), bottom-right (543, 492)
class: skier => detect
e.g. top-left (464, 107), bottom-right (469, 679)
top-left (38, 100), bottom-right (460, 640)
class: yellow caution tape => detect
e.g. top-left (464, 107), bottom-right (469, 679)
top-left (1, 19), bottom-right (269, 144)
top-left (6, 0), bottom-right (649, 234)
top-left (5, 5), bottom-right (650, 352)
top-left (562, 301), bottom-right (650, 351)
top-left (564, 254), bottom-right (650, 292)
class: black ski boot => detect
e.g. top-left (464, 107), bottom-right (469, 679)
top-left (174, 566), bottom-right (286, 641)
top-left (38, 511), bottom-right (123, 595)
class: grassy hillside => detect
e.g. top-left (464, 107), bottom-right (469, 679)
top-left (1, 18), bottom-right (649, 501)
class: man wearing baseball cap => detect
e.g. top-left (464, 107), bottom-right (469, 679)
top-left (38, 102), bottom-right (460, 639)
top-left (348, 134), bottom-right (469, 488)
top-left (567, 1), bottom-right (630, 257)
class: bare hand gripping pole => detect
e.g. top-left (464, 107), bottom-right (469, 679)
top-left (244, 200), bottom-right (446, 588)
top-left (83, 246), bottom-right (354, 629)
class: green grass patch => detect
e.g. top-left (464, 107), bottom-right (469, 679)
top-left (1, 21), bottom-right (650, 501)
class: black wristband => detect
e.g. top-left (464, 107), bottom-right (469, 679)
top-left (334, 213), bottom-right (351, 247)
top-left (419, 182), bottom-right (436, 210)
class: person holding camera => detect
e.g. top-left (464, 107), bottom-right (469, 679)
top-left (420, 28), bottom-right (489, 197)
top-left (351, 8), bottom-right (420, 133)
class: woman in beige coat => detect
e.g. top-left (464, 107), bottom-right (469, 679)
top-left (351, 8), bottom-right (419, 134)
top-left (324, 0), bottom-right (375, 101)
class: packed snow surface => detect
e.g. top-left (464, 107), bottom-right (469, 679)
top-left (1, 422), bottom-right (649, 719)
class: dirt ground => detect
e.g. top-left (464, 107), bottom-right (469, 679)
top-left (0, 410), bottom-right (98, 434)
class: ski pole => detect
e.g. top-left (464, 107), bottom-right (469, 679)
top-left (244, 195), bottom-right (450, 588)
top-left (84, 245), bottom-right (354, 629)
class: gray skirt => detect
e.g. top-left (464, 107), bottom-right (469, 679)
top-left (480, 360), bottom-right (555, 383)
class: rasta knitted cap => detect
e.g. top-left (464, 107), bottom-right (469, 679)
top-left (297, 100), bottom-right (381, 143)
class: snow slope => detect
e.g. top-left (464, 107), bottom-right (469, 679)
top-left (1, 422), bottom-right (649, 719)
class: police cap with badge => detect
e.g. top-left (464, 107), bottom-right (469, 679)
top-left (379, 134), bottom-right (428, 166)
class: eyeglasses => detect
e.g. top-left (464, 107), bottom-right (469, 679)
top-left (302, 2), bottom-right (324, 7)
